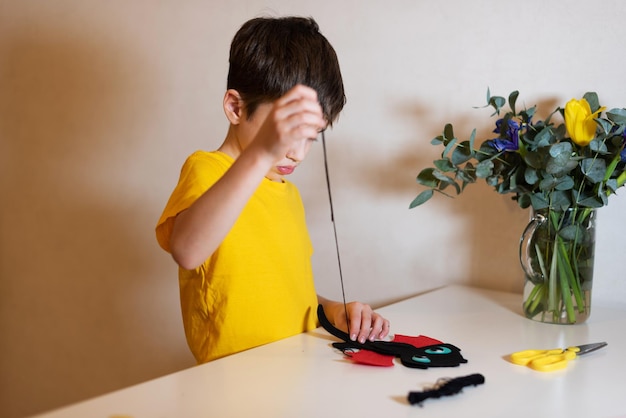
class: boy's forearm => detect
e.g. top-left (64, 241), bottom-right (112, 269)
top-left (317, 296), bottom-right (343, 323)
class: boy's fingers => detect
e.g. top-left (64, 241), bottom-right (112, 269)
top-left (357, 312), bottom-right (373, 344)
top-left (367, 315), bottom-right (385, 341)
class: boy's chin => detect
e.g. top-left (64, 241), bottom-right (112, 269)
top-left (265, 172), bottom-right (284, 182)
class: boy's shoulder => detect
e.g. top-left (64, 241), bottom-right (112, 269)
top-left (186, 149), bottom-right (231, 162)
top-left (184, 150), bottom-right (234, 168)
top-left (178, 150), bottom-right (235, 183)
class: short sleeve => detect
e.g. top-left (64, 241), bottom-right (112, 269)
top-left (155, 151), bottom-right (230, 253)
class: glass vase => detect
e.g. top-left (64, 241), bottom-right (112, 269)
top-left (519, 207), bottom-right (596, 324)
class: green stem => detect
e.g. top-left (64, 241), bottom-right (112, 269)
top-left (524, 282), bottom-right (543, 312)
top-left (548, 209), bottom-right (587, 322)
top-left (603, 151), bottom-right (621, 182)
top-left (558, 234), bottom-right (584, 308)
top-left (531, 284), bottom-right (547, 315)
top-left (548, 238), bottom-right (559, 312)
top-left (535, 243), bottom-right (548, 279)
top-left (618, 170), bottom-right (626, 188)
top-left (556, 238), bottom-right (577, 322)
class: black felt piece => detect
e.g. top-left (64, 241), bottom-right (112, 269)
top-left (407, 373), bottom-right (485, 405)
top-left (317, 304), bottom-right (468, 369)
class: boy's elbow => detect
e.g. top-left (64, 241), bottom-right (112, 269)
top-left (171, 250), bottom-right (202, 271)
top-left (170, 239), bottom-right (204, 270)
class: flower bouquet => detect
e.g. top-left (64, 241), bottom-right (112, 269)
top-left (411, 90), bottom-right (626, 323)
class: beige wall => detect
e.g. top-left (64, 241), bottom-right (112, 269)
top-left (2, 1), bottom-right (626, 417)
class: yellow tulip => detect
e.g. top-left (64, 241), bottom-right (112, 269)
top-left (564, 98), bottom-right (605, 146)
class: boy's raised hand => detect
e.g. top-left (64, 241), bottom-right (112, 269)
top-left (251, 84), bottom-right (326, 163)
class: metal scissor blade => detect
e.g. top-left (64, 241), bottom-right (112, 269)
top-left (575, 342), bottom-right (608, 356)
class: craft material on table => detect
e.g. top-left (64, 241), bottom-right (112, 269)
top-left (510, 342), bottom-right (607, 372)
top-left (407, 373), bottom-right (485, 406)
top-left (317, 304), bottom-right (468, 368)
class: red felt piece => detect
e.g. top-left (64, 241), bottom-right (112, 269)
top-left (346, 350), bottom-right (394, 367)
top-left (392, 334), bottom-right (443, 348)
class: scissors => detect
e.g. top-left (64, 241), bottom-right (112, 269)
top-left (510, 342), bottom-right (607, 372)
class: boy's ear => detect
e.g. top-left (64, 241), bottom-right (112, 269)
top-left (223, 89), bottom-right (244, 125)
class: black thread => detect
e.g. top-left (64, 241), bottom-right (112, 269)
top-left (407, 373), bottom-right (485, 405)
top-left (321, 131), bottom-right (350, 329)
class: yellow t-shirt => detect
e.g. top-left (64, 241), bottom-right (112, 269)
top-left (156, 151), bottom-right (319, 363)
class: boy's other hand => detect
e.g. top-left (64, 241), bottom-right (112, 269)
top-left (324, 300), bottom-right (391, 344)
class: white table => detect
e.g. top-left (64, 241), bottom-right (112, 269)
top-left (32, 285), bottom-right (626, 418)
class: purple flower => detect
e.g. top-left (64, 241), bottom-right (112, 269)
top-left (621, 131), bottom-right (626, 162)
top-left (488, 119), bottom-right (520, 152)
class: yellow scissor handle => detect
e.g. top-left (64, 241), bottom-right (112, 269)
top-left (511, 346), bottom-right (581, 371)
top-left (528, 349), bottom-right (577, 371)
top-left (510, 348), bottom-right (564, 366)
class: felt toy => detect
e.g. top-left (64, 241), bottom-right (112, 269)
top-left (317, 305), bottom-right (468, 369)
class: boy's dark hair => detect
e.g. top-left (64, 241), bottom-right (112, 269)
top-left (227, 16), bottom-right (346, 125)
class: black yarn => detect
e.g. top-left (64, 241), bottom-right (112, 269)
top-left (407, 373), bottom-right (485, 405)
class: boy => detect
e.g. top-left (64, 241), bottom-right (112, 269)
top-left (156, 16), bottom-right (390, 364)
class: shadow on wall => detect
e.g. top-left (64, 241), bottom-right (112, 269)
top-left (0, 24), bottom-right (192, 418)
top-left (340, 99), bottom-right (529, 294)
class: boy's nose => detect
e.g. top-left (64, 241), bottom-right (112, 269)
top-left (286, 139), bottom-right (309, 162)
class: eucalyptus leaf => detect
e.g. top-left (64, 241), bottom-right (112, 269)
top-left (442, 137), bottom-right (458, 159)
top-left (599, 191), bottom-right (608, 206)
top-left (530, 193), bottom-right (550, 209)
top-left (583, 92), bottom-right (600, 113)
top-left (549, 142), bottom-right (573, 158)
top-left (546, 143), bottom-right (577, 175)
top-left (486, 175), bottom-right (499, 187)
top-left (534, 127), bottom-right (555, 147)
top-left (607, 178), bottom-right (618, 192)
top-left (539, 176), bottom-right (558, 191)
top-left (451, 141), bottom-right (473, 165)
top-left (509, 91), bottom-right (519, 115)
top-left (596, 118), bottom-right (613, 136)
top-left (433, 171), bottom-right (460, 194)
top-left (416, 168), bottom-right (439, 187)
top-left (607, 108), bottom-right (626, 124)
top-left (559, 224), bottom-right (586, 243)
top-left (517, 193), bottom-right (531, 208)
top-left (589, 139), bottom-right (609, 154)
top-left (509, 171), bottom-right (517, 191)
top-left (409, 189), bottom-right (434, 208)
top-left (431, 135), bottom-right (444, 145)
top-left (550, 190), bottom-right (571, 210)
top-left (524, 150), bottom-right (545, 169)
top-left (573, 189), bottom-right (603, 208)
top-left (475, 160), bottom-right (494, 178)
top-left (468, 129), bottom-right (477, 151)
top-left (457, 165), bottom-right (477, 183)
top-left (432, 170), bottom-right (455, 184)
top-left (434, 158), bottom-right (455, 172)
top-left (546, 157), bottom-right (577, 176)
top-left (444, 123), bottom-right (455, 141)
top-left (577, 195), bottom-right (604, 208)
top-left (581, 158), bottom-right (607, 183)
top-left (555, 175), bottom-right (575, 191)
top-left (524, 167), bottom-right (539, 185)
top-left (438, 179), bottom-right (461, 194)
top-left (489, 95), bottom-right (506, 115)
top-left (553, 123), bottom-right (567, 141)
